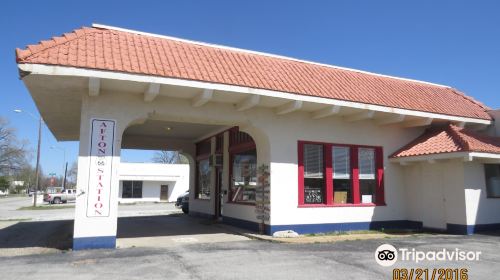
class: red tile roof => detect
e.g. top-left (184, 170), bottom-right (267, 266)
top-left (391, 124), bottom-right (500, 158)
top-left (16, 25), bottom-right (491, 120)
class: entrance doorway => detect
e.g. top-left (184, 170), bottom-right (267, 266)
top-left (160, 185), bottom-right (169, 201)
top-left (215, 167), bottom-right (223, 219)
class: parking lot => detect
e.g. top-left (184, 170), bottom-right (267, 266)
top-left (1, 196), bottom-right (500, 279)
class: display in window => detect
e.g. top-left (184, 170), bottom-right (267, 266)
top-left (197, 158), bottom-right (211, 199)
top-left (231, 149), bottom-right (257, 202)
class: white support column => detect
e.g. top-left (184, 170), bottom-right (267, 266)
top-left (88, 77), bottom-right (100, 96)
top-left (73, 99), bottom-right (122, 250)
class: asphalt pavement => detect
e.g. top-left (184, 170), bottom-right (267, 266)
top-left (1, 196), bottom-right (500, 279)
top-left (0, 233), bottom-right (499, 279)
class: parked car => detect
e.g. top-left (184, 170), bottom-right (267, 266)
top-left (175, 191), bottom-right (188, 208)
top-left (175, 191), bottom-right (189, 214)
top-left (181, 194), bottom-right (189, 214)
top-left (43, 189), bottom-right (77, 204)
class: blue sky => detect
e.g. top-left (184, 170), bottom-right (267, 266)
top-left (1, 0), bottom-right (499, 176)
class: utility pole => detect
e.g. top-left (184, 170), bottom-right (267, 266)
top-left (62, 162), bottom-right (68, 189)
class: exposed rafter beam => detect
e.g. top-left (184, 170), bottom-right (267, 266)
top-left (311, 105), bottom-right (341, 119)
top-left (275, 100), bottom-right (303, 115)
top-left (345, 110), bottom-right (375, 122)
top-left (403, 118), bottom-right (433, 127)
top-left (88, 77), bottom-right (100, 96)
top-left (375, 114), bottom-right (406, 126)
top-left (191, 89), bottom-right (213, 107)
top-left (236, 95), bottom-right (260, 111)
top-left (143, 83), bottom-right (160, 102)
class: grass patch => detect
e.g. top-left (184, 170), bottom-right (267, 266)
top-left (17, 205), bottom-right (75, 211)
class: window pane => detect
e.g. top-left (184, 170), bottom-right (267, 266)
top-left (304, 144), bottom-right (323, 178)
top-left (333, 179), bottom-right (352, 204)
top-left (303, 144), bottom-right (324, 204)
top-left (333, 146), bottom-right (350, 179)
top-left (359, 148), bottom-right (375, 180)
top-left (122, 181), bottom-right (132, 198)
top-left (360, 179), bottom-right (376, 203)
top-left (197, 159), bottom-right (211, 199)
top-left (132, 181), bottom-right (142, 198)
top-left (485, 164), bottom-right (500, 198)
top-left (231, 149), bottom-right (257, 203)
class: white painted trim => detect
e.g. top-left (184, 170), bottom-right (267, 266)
top-left (390, 152), bottom-right (470, 163)
top-left (469, 152), bottom-right (500, 159)
top-left (91, 23), bottom-right (450, 88)
top-left (18, 64), bottom-right (492, 125)
top-left (390, 152), bottom-right (500, 164)
top-left (144, 83), bottom-right (160, 102)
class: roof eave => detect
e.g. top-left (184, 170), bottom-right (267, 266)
top-left (17, 63), bottom-right (493, 126)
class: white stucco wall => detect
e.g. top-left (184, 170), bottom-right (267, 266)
top-left (262, 112), bottom-right (422, 226)
top-left (403, 160), bottom-right (467, 229)
top-left (117, 162), bottom-right (189, 203)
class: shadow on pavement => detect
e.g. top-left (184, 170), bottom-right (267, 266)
top-left (0, 220), bottom-right (73, 250)
top-left (0, 214), bottom-right (234, 250)
top-left (117, 214), bottom-right (230, 238)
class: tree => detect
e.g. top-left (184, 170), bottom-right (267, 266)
top-left (66, 162), bottom-right (78, 188)
top-left (152, 151), bottom-right (189, 164)
top-left (0, 176), bottom-right (9, 192)
top-left (0, 117), bottom-right (30, 175)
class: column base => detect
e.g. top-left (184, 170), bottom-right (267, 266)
top-left (73, 236), bottom-right (116, 250)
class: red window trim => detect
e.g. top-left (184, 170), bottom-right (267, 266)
top-left (298, 140), bottom-right (385, 207)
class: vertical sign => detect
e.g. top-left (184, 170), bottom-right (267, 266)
top-left (86, 119), bottom-right (115, 217)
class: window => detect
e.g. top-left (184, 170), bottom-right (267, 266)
top-left (358, 147), bottom-right (376, 203)
top-left (298, 141), bottom-right (384, 206)
top-left (229, 130), bottom-right (257, 204)
top-left (303, 144), bottom-right (325, 204)
top-left (230, 149), bottom-right (257, 203)
top-left (122, 181), bottom-right (143, 198)
top-left (485, 164), bottom-right (500, 198)
top-left (197, 158), bottom-right (211, 199)
top-left (333, 146), bottom-right (351, 204)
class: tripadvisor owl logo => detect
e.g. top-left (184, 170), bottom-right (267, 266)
top-left (375, 244), bottom-right (398, 267)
